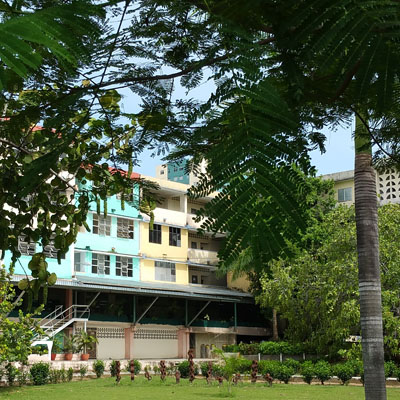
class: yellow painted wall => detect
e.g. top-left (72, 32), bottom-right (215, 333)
top-left (227, 272), bottom-right (250, 292)
top-left (140, 259), bottom-right (188, 284)
top-left (140, 222), bottom-right (188, 284)
top-left (140, 222), bottom-right (188, 259)
top-left (333, 179), bottom-right (355, 205)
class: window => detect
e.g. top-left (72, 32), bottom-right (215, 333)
top-left (191, 241), bottom-right (197, 249)
top-left (93, 214), bottom-right (111, 236)
top-left (149, 224), bottom-right (162, 244)
top-left (117, 218), bottom-right (134, 239)
top-left (160, 170), bottom-right (165, 175)
top-left (42, 237), bottom-right (65, 259)
top-left (169, 227), bottom-right (181, 247)
top-left (338, 187), bottom-right (352, 202)
top-left (155, 261), bottom-right (176, 282)
top-left (191, 275), bottom-right (198, 284)
top-left (190, 208), bottom-right (197, 214)
top-left (116, 190), bottom-right (134, 202)
top-left (74, 252), bottom-right (85, 272)
top-left (92, 253), bottom-right (110, 275)
top-left (18, 235), bottom-right (36, 256)
top-left (116, 256), bottom-right (133, 277)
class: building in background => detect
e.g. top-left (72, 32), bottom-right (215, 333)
top-left (6, 166), bottom-right (269, 360)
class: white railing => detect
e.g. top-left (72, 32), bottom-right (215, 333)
top-left (34, 304), bottom-right (90, 340)
top-left (187, 248), bottom-right (219, 266)
top-left (153, 207), bottom-right (186, 226)
top-left (186, 213), bottom-right (203, 229)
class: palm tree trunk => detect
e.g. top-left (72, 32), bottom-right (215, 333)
top-left (272, 308), bottom-right (279, 341)
top-left (354, 115), bottom-right (386, 400)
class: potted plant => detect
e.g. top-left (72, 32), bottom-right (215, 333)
top-left (63, 334), bottom-right (78, 361)
top-left (76, 331), bottom-right (98, 361)
top-left (51, 338), bottom-right (63, 361)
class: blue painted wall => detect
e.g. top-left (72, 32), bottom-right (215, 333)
top-left (167, 160), bottom-right (189, 184)
top-left (2, 248), bottom-right (72, 279)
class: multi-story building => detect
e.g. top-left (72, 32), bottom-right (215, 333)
top-left (322, 168), bottom-right (400, 205)
top-left (4, 167), bottom-right (269, 360)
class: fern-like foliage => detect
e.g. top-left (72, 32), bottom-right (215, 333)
top-left (172, 77), bottom-right (316, 266)
top-left (0, 1), bottom-right (103, 89)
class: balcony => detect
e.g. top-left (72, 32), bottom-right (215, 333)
top-left (187, 248), bottom-right (219, 266)
top-left (186, 213), bottom-right (202, 229)
top-left (152, 207), bottom-right (186, 227)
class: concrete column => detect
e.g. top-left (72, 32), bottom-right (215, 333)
top-left (125, 326), bottom-right (135, 359)
top-left (65, 289), bottom-right (73, 319)
top-left (179, 194), bottom-right (187, 215)
top-left (177, 328), bottom-right (190, 358)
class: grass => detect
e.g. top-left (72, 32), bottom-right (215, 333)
top-left (2, 376), bottom-right (400, 400)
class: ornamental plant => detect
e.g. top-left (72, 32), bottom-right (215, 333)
top-left (93, 360), bottom-right (105, 378)
top-left (334, 362), bottom-right (355, 385)
top-left (30, 362), bottom-right (50, 386)
top-left (300, 361), bottom-right (315, 385)
top-left (314, 361), bottom-right (332, 385)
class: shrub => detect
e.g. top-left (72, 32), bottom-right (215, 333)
top-left (238, 342), bottom-right (260, 355)
top-left (222, 344), bottom-right (240, 353)
top-left (177, 360), bottom-right (199, 378)
top-left (67, 367), bottom-right (74, 382)
top-left (93, 360), bottom-right (105, 378)
top-left (59, 367), bottom-right (67, 383)
top-left (30, 362), bottom-right (50, 385)
top-left (384, 361), bottom-right (397, 378)
top-left (200, 361), bottom-right (209, 377)
top-left (258, 360), bottom-right (281, 378)
top-left (314, 361), bottom-right (332, 384)
top-left (275, 365), bottom-right (294, 384)
top-left (334, 362), bottom-right (354, 385)
top-left (283, 358), bottom-right (301, 373)
top-left (49, 369), bottom-right (60, 384)
top-left (235, 358), bottom-right (252, 374)
top-left (110, 360), bottom-right (117, 377)
top-left (17, 370), bottom-right (29, 387)
top-left (125, 360), bottom-right (141, 374)
top-left (300, 361), bottom-right (315, 384)
top-left (259, 341), bottom-right (304, 355)
top-left (5, 363), bottom-right (19, 386)
top-left (212, 363), bottom-right (224, 377)
top-left (79, 365), bottom-right (88, 379)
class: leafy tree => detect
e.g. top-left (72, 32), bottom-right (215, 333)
top-left (256, 204), bottom-right (400, 359)
top-left (0, 265), bottom-right (43, 365)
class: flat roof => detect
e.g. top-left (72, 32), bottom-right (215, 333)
top-left (12, 275), bottom-right (253, 303)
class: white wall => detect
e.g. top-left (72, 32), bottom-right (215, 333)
top-left (132, 326), bottom-right (178, 359)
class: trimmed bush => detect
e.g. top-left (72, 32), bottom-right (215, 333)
top-left (93, 360), bottom-right (105, 378)
top-left (110, 360), bottom-right (117, 377)
top-left (30, 362), bottom-right (50, 385)
top-left (384, 361), bottom-right (397, 378)
top-left (314, 361), bottom-right (331, 385)
top-left (259, 341), bottom-right (304, 355)
top-left (5, 363), bottom-right (18, 386)
top-left (258, 360), bottom-right (281, 378)
top-left (283, 358), bottom-right (301, 373)
top-left (334, 362), bottom-right (354, 385)
top-left (238, 342), bottom-right (261, 355)
top-left (300, 361), bottom-right (315, 384)
top-left (79, 365), bottom-right (87, 379)
top-left (17, 370), bottom-right (28, 387)
top-left (125, 359), bottom-right (141, 374)
top-left (275, 365), bottom-right (294, 384)
top-left (177, 361), bottom-right (199, 378)
top-left (222, 344), bottom-right (240, 353)
top-left (200, 361), bottom-right (209, 377)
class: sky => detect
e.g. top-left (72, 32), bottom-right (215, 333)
top-left (120, 70), bottom-right (356, 178)
top-left (134, 121), bottom-right (356, 178)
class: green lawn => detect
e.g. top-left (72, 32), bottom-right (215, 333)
top-left (2, 376), bottom-right (400, 400)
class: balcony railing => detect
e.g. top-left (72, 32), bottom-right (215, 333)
top-left (187, 248), bottom-right (219, 266)
top-left (153, 207), bottom-right (186, 226)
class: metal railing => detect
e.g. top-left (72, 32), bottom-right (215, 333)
top-left (34, 304), bottom-right (90, 340)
